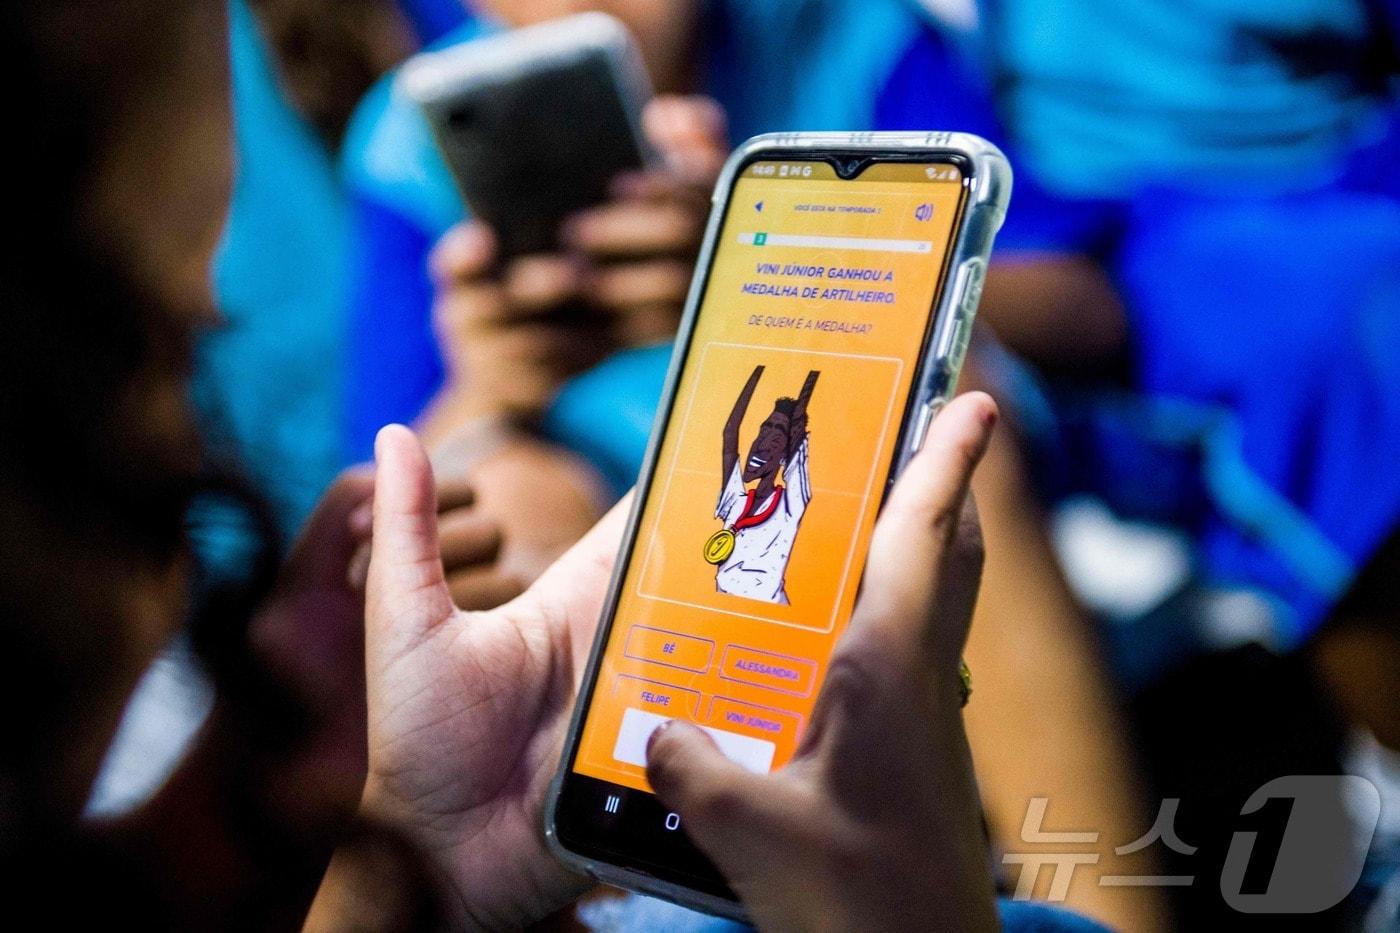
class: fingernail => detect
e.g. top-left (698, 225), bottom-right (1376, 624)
top-left (373, 424), bottom-right (395, 460)
top-left (646, 719), bottom-right (677, 756)
top-left (349, 501), bottom-right (373, 535)
top-left (458, 223), bottom-right (485, 247)
top-left (346, 545), bottom-right (370, 591)
top-left (456, 224), bottom-right (496, 266)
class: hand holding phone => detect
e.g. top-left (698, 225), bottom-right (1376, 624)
top-left (344, 394), bottom-right (997, 929)
top-left (351, 132), bottom-right (1011, 926)
top-left (644, 391), bottom-right (999, 932)
top-left (422, 97), bottom-right (726, 428)
top-left (347, 425), bottom-right (621, 927)
top-left (403, 12), bottom-right (657, 259)
top-left (559, 95), bottom-right (728, 347)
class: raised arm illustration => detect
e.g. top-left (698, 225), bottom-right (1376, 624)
top-left (723, 364), bottom-right (765, 486)
top-left (787, 370), bottom-right (820, 460)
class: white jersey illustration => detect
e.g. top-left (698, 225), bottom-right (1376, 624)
top-left (714, 436), bottom-right (811, 604)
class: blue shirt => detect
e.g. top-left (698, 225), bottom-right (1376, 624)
top-left (980, 0), bottom-right (1400, 645)
top-left (200, 0), bottom-right (351, 537)
top-left (575, 890), bottom-right (1112, 933)
top-left (986, 0), bottom-right (1393, 197)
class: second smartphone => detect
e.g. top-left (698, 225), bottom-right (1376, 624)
top-left (401, 12), bottom-right (656, 257)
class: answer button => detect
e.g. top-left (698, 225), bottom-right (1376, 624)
top-left (613, 675), bottom-right (701, 719)
top-left (719, 645), bottom-right (817, 697)
top-left (708, 697), bottom-right (803, 745)
top-left (624, 625), bottom-right (714, 673)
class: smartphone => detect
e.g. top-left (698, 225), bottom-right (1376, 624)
top-left (545, 132), bottom-right (1011, 918)
top-left (401, 12), bottom-right (656, 257)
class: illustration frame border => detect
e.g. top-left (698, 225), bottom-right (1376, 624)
top-left (635, 340), bottom-right (903, 633)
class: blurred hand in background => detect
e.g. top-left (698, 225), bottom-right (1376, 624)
top-left (419, 95), bottom-right (727, 433)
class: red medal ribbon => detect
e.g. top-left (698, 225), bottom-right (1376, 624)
top-left (733, 485), bottom-right (784, 531)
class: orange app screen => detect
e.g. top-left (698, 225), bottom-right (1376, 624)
top-left (573, 160), bottom-right (968, 791)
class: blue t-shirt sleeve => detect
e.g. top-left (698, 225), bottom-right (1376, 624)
top-left (339, 52), bottom-right (475, 463)
top-left (541, 343), bottom-right (674, 497)
top-left (999, 898), bottom-right (1116, 932)
top-left (342, 192), bottom-right (446, 462)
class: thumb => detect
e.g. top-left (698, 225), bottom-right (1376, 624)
top-left (645, 721), bottom-right (769, 856)
top-left (846, 392), bottom-right (995, 668)
top-left (366, 425), bottom-right (456, 646)
top-left (643, 95), bottom-right (728, 183)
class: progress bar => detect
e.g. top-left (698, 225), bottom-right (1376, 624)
top-left (739, 232), bottom-right (933, 253)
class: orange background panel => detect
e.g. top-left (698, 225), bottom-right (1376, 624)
top-left (573, 166), bottom-right (966, 791)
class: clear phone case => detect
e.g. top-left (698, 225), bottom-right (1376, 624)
top-left (545, 131), bottom-right (1012, 922)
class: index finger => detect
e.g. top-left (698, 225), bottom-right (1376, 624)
top-left (641, 95), bottom-right (729, 185)
top-left (561, 200), bottom-right (703, 260)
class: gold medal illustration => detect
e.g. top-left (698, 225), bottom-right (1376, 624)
top-left (706, 483), bottom-right (785, 565)
top-left (704, 528), bottom-right (736, 564)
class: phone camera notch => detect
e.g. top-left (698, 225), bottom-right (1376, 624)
top-left (834, 157), bottom-right (868, 179)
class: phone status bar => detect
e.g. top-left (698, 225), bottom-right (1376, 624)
top-left (745, 161), bottom-right (963, 184)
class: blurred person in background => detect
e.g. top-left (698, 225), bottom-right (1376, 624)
top-left (88, 0), bottom-right (525, 840)
top-left (207, 0), bottom-right (531, 614)
top-left (97, 0), bottom-right (516, 829)
top-left (970, 0), bottom-right (1400, 923)
top-left (346, 2), bottom-right (1170, 930)
top-left (203, 0), bottom-right (412, 542)
top-left (1, 0), bottom-right (386, 921)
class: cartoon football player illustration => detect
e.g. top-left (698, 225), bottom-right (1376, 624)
top-left (705, 364), bottom-right (819, 605)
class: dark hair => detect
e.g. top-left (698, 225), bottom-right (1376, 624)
top-left (0, 0), bottom-right (287, 868)
top-left (0, 0), bottom-right (199, 830)
top-left (248, 0), bottom-right (414, 147)
top-left (773, 397), bottom-right (797, 418)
